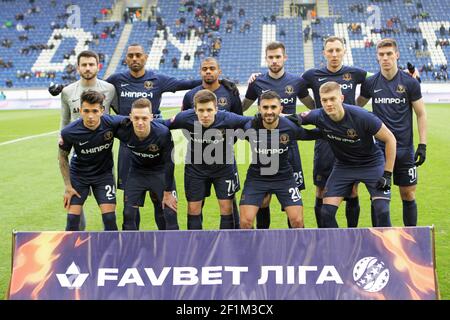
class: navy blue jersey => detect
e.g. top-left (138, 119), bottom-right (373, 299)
top-left (165, 109), bottom-right (251, 172)
top-left (116, 120), bottom-right (174, 191)
top-left (300, 104), bottom-right (384, 167)
top-left (360, 70), bottom-right (422, 148)
top-left (301, 65), bottom-right (367, 108)
top-left (59, 114), bottom-right (125, 177)
top-left (106, 70), bottom-right (201, 116)
top-left (182, 84), bottom-right (243, 115)
top-left (245, 72), bottom-right (309, 114)
top-left (244, 117), bottom-right (316, 180)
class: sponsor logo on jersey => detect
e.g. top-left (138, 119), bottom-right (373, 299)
top-left (261, 89), bottom-right (271, 93)
top-left (374, 97), bottom-right (406, 104)
top-left (318, 77), bottom-right (327, 82)
top-left (285, 85), bottom-right (294, 95)
top-left (396, 84), bottom-right (406, 93)
top-left (79, 141), bottom-right (89, 146)
top-left (120, 91), bottom-right (154, 99)
top-left (104, 131), bottom-right (113, 141)
top-left (342, 73), bottom-right (352, 81)
top-left (148, 144), bottom-right (159, 152)
top-left (218, 97), bottom-right (228, 106)
top-left (144, 81), bottom-right (153, 89)
top-left (280, 133), bottom-right (290, 144)
top-left (346, 129), bottom-right (358, 139)
top-left (81, 142), bottom-right (113, 154)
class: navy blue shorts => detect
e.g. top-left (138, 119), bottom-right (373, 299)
top-left (70, 171), bottom-right (116, 206)
top-left (288, 141), bottom-right (305, 191)
top-left (313, 139), bottom-right (335, 188)
top-left (124, 169), bottom-right (177, 207)
top-left (117, 142), bottom-right (132, 190)
top-left (184, 164), bottom-right (240, 201)
top-left (381, 147), bottom-right (417, 186)
top-left (240, 175), bottom-right (303, 208)
top-left (324, 164), bottom-right (391, 200)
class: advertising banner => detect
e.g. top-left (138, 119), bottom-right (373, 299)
top-left (8, 227), bottom-right (437, 300)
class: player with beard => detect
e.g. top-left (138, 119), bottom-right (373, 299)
top-left (243, 41), bottom-right (315, 229)
top-left (59, 50), bottom-right (116, 230)
top-left (240, 91), bottom-right (320, 229)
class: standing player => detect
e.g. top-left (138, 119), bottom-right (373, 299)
top-left (59, 50), bottom-right (117, 230)
top-left (116, 98), bottom-right (178, 230)
top-left (300, 36), bottom-right (368, 228)
top-left (292, 82), bottom-right (397, 227)
top-left (181, 57), bottom-right (242, 228)
top-left (243, 41), bottom-right (315, 229)
top-left (357, 38), bottom-right (427, 226)
top-left (106, 43), bottom-right (201, 229)
top-left (239, 91), bottom-right (321, 229)
top-left (58, 90), bottom-right (124, 231)
top-left (165, 89), bottom-right (251, 230)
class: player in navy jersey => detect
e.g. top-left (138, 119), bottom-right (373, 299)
top-left (106, 43), bottom-right (201, 229)
top-left (115, 98), bottom-right (178, 230)
top-left (181, 57), bottom-right (242, 228)
top-left (165, 89), bottom-right (251, 230)
top-left (293, 82), bottom-right (397, 227)
top-left (301, 36), bottom-right (368, 228)
top-left (58, 90), bottom-right (125, 231)
top-left (243, 41), bottom-right (315, 229)
top-left (182, 57), bottom-right (243, 114)
top-left (240, 91), bottom-right (321, 229)
top-left (357, 38), bottom-right (427, 226)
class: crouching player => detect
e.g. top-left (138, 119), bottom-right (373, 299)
top-left (59, 90), bottom-right (124, 231)
top-left (116, 98), bottom-right (178, 230)
top-left (291, 81), bottom-right (397, 227)
top-left (239, 91), bottom-right (321, 229)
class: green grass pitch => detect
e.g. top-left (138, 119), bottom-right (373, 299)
top-left (0, 104), bottom-right (448, 299)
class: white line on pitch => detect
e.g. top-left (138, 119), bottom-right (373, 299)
top-left (0, 130), bottom-right (58, 146)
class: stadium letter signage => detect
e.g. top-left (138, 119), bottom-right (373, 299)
top-left (8, 227), bottom-right (438, 300)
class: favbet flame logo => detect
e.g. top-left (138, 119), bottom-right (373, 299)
top-left (56, 262), bottom-right (89, 289)
top-left (353, 257), bottom-right (390, 292)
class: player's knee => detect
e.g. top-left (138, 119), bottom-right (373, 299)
top-left (399, 188), bottom-right (415, 201)
top-left (240, 215), bottom-right (253, 229)
top-left (372, 199), bottom-right (391, 227)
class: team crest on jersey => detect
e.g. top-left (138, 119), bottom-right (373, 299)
top-left (104, 131), bottom-right (113, 141)
top-left (280, 133), bottom-right (290, 144)
top-left (396, 84), bottom-right (406, 93)
top-left (285, 85), bottom-right (295, 95)
top-left (346, 129), bottom-right (358, 139)
top-left (144, 81), bottom-right (153, 89)
top-left (218, 97), bottom-right (228, 106)
top-left (343, 73), bottom-right (352, 81)
top-left (149, 144), bottom-right (159, 152)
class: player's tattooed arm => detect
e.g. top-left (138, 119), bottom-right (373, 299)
top-left (356, 95), bottom-right (370, 107)
top-left (58, 148), bottom-right (81, 209)
top-left (300, 95), bottom-right (315, 110)
top-left (242, 98), bottom-right (255, 112)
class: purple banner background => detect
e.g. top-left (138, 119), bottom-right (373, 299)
top-left (8, 227), bottom-right (437, 300)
